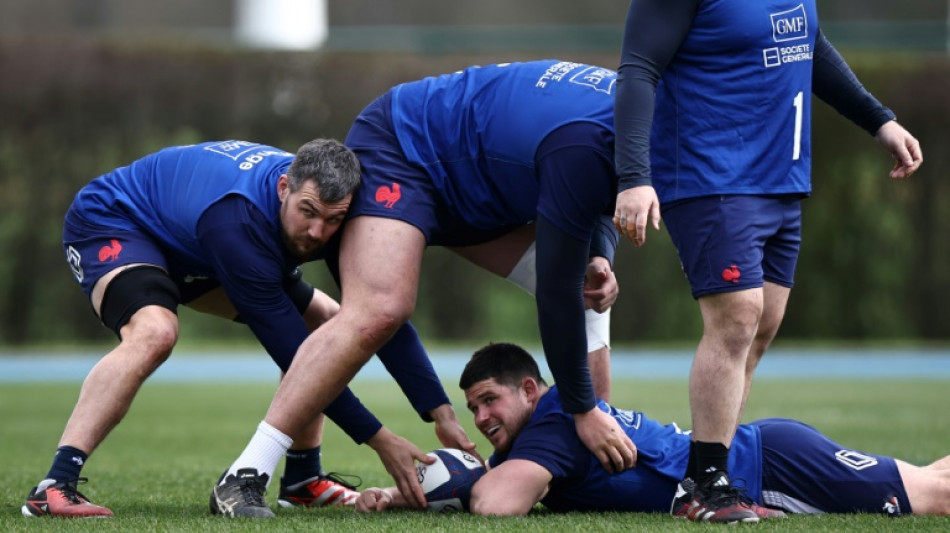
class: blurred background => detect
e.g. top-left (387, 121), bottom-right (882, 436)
top-left (1, 0), bottom-right (948, 350)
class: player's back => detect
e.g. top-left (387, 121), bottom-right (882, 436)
top-left (72, 141), bottom-right (292, 264)
top-left (389, 60), bottom-right (616, 229)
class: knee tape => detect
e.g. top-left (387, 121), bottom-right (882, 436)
top-left (99, 266), bottom-right (180, 336)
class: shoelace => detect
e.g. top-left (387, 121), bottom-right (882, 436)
top-left (53, 477), bottom-right (92, 504)
top-left (235, 476), bottom-right (268, 507)
top-left (321, 472), bottom-right (362, 490)
top-left (703, 477), bottom-right (752, 506)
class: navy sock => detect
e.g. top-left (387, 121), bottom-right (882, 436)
top-left (283, 446), bottom-right (322, 486)
top-left (45, 446), bottom-right (88, 482)
top-left (693, 441), bottom-right (730, 486)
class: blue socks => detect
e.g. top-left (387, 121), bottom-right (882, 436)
top-left (46, 446), bottom-right (88, 482)
top-left (283, 446), bottom-right (322, 486)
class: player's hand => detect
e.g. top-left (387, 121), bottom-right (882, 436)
top-left (366, 427), bottom-right (434, 509)
top-left (355, 487), bottom-right (394, 513)
top-left (430, 404), bottom-right (484, 464)
top-left (614, 186), bottom-right (661, 246)
top-left (583, 257), bottom-right (618, 312)
top-left (875, 120), bottom-right (922, 179)
top-left (573, 406), bottom-right (637, 473)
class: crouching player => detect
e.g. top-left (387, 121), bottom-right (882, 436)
top-left (357, 343), bottom-right (950, 520)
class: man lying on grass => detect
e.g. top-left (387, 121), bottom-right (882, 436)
top-left (356, 342), bottom-right (950, 520)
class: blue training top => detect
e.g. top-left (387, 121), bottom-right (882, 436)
top-left (490, 386), bottom-right (761, 512)
top-left (614, 0), bottom-right (894, 202)
top-left (390, 60), bottom-right (616, 240)
top-left (71, 141), bottom-right (449, 442)
top-left (386, 60), bottom-right (620, 414)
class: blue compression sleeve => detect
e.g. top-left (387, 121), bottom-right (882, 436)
top-left (535, 214), bottom-right (595, 413)
top-left (812, 28), bottom-right (896, 135)
top-left (614, 0), bottom-right (699, 191)
top-left (588, 214), bottom-right (619, 266)
top-left (197, 196), bottom-right (382, 443)
top-left (377, 322), bottom-right (452, 422)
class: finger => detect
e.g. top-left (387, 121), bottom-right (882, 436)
top-left (606, 445), bottom-right (625, 473)
top-left (466, 447), bottom-right (486, 464)
top-left (594, 449), bottom-right (615, 474)
top-left (398, 474), bottom-right (427, 509)
top-left (634, 212), bottom-right (647, 246)
top-left (624, 439), bottom-right (638, 469)
top-left (651, 202), bottom-right (662, 231)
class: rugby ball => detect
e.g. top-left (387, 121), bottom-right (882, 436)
top-left (417, 448), bottom-right (487, 512)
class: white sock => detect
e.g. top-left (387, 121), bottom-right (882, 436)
top-left (223, 421), bottom-right (292, 489)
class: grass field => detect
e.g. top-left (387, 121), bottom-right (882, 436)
top-left (2, 377), bottom-right (948, 531)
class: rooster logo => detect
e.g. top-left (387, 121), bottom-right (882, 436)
top-left (722, 265), bottom-right (740, 283)
top-left (375, 183), bottom-right (402, 208)
top-left (98, 239), bottom-right (123, 262)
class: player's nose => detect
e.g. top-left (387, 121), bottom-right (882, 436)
top-left (308, 219), bottom-right (327, 240)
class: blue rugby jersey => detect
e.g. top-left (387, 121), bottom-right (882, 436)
top-left (389, 60), bottom-right (616, 240)
top-left (73, 140), bottom-right (291, 273)
top-left (491, 386), bottom-right (762, 512)
top-left (70, 141), bottom-right (449, 442)
top-left (616, 0), bottom-right (819, 202)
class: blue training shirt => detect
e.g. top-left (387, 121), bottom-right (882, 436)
top-left (655, 0), bottom-right (817, 201)
top-left (387, 61), bottom-right (621, 414)
top-left (71, 141), bottom-right (449, 442)
top-left (615, 0), bottom-right (894, 202)
top-left (390, 60), bottom-right (616, 240)
top-left (490, 386), bottom-right (762, 512)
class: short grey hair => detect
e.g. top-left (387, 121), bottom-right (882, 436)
top-left (286, 138), bottom-right (361, 203)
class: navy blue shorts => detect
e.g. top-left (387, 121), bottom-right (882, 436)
top-left (754, 418), bottom-right (911, 516)
top-left (62, 205), bottom-right (171, 300)
top-left (662, 195), bottom-right (802, 298)
top-left (343, 91), bottom-right (517, 247)
top-left (63, 206), bottom-right (222, 306)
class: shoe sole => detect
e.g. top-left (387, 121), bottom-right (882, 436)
top-left (21, 503), bottom-right (111, 518)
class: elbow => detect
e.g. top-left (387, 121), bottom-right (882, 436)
top-left (469, 491), bottom-right (531, 517)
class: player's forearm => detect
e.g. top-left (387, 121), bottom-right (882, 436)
top-left (812, 28), bottom-right (895, 135)
top-left (376, 321), bottom-right (451, 421)
top-left (535, 215), bottom-right (596, 413)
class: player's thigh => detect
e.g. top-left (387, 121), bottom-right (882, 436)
top-left (448, 224), bottom-right (536, 277)
top-left (338, 216), bottom-right (426, 317)
top-left (755, 417), bottom-right (910, 516)
top-left (63, 220), bottom-right (170, 315)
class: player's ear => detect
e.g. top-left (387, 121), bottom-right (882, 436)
top-left (521, 377), bottom-right (539, 400)
top-left (277, 174), bottom-right (290, 201)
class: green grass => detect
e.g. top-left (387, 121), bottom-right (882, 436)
top-left (1, 378), bottom-right (948, 531)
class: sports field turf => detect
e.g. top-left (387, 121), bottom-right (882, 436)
top-left (2, 376), bottom-right (948, 531)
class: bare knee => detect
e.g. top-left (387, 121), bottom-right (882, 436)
top-left (345, 297), bottom-right (413, 352)
top-left (118, 306), bottom-right (179, 374)
top-left (700, 294), bottom-right (763, 357)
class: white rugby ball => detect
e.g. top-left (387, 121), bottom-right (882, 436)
top-left (416, 448), bottom-right (487, 512)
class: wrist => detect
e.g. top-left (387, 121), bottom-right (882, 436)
top-left (427, 403), bottom-right (457, 424)
top-left (366, 427), bottom-right (393, 450)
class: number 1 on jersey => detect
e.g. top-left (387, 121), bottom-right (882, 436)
top-left (792, 91), bottom-right (803, 161)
